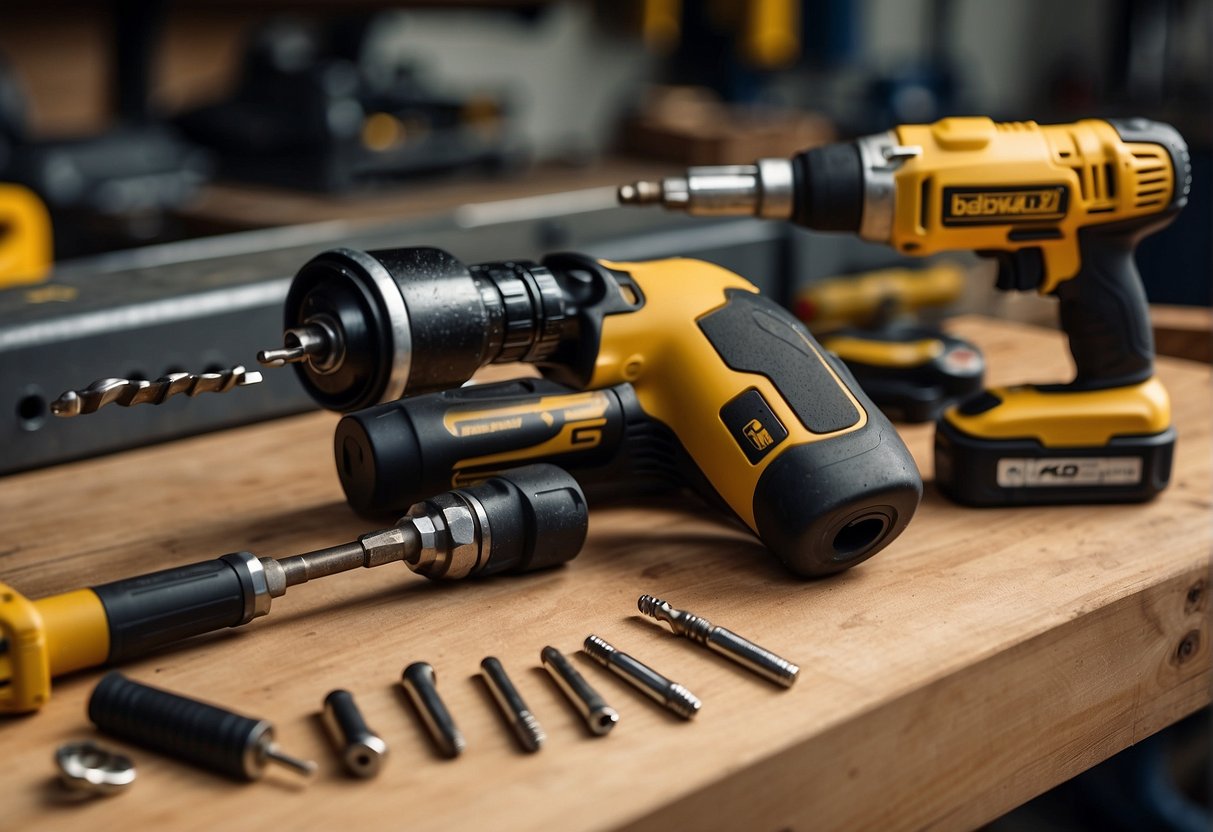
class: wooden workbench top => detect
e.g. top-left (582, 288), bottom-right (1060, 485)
top-left (3, 316), bottom-right (1210, 831)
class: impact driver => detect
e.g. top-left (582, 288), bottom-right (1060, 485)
top-left (257, 247), bottom-right (922, 578)
top-left (619, 117), bottom-right (1191, 506)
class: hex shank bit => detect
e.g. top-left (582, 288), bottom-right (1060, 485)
top-left (637, 595), bottom-right (800, 688)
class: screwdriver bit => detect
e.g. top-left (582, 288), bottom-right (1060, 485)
top-left (582, 635), bottom-right (701, 720)
top-left (637, 595), bottom-right (800, 688)
top-left (51, 365), bottom-right (262, 417)
top-left (401, 663), bottom-right (465, 759)
top-left (480, 657), bottom-right (545, 753)
top-left (540, 646), bottom-right (618, 736)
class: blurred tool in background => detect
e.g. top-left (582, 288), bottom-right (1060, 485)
top-left (0, 183), bottom-right (52, 287)
top-left (0, 0), bottom-right (211, 260)
top-left (794, 262), bottom-right (984, 422)
top-left (176, 14), bottom-right (521, 193)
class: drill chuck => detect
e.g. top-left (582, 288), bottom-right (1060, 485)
top-left (260, 247), bottom-right (571, 412)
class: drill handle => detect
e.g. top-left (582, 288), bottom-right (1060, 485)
top-left (1054, 221), bottom-right (1158, 390)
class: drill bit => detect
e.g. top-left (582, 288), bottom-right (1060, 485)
top-left (617, 160), bottom-right (794, 218)
top-left (51, 366), bottom-right (262, 417)
top-left (637, 595), bottom-right (800, 688)
top-left (582, 635), bottom-right (701, 720)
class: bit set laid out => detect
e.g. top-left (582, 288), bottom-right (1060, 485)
top-left (57, 596), bottom-right (798, 794)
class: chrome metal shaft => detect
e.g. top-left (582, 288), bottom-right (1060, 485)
top-left (401, 662), bottom-right (465, 759)
top-left (582, 635), bottom-right (701, 720)
top-left (51, 366), bottom-right (262, 417)
top-left (540, 646), bottom-right (618, 736)
top-left (481, 657), bottom-right (545, 753)
top-left (617, 159), bottom-right (794, 219)
top-left (638, 595), bottom-right (799, 688)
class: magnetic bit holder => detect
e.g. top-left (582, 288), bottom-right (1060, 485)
top-left (637, 595), bottom-right (800, 688)
top-left (55, 741), bottom-right (137, 796)
top-left (322, 689), bottom-right (388, 778)
top-left (51, 365), bottom-right (263, 417)
top-left (87, 673), bottom-right (315, 782)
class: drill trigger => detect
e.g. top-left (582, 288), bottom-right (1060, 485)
top-left (978, 248), bottom-right (1045, 292)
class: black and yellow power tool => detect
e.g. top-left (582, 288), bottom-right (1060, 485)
top-left (619, 117), bottom-right (1191, 506)
top-left (257, 247), bottom-right (921, 578)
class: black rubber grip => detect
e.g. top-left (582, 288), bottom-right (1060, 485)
top-left (461, 464), bottom-right (589, 575)
top-left (92, 555), bottom-right (254, 664)
top-left (334, 378), bottom-right (629, 515)
top-left (791, 142), bottom-right (864, 232)
top-left (88, 672), bottom-right (265, 780)
top-left (697, 289), bottom-right (861, 433)
top-left (1055, 220), bottom-right (1157, 389)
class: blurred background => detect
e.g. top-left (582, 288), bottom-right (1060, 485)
top-left (0, 3), bottom-right (1208, 828)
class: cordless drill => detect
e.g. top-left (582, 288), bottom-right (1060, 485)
top-left (619, 117), bottom-right (1191, 505)
top-left (257, 247), bottom-right (922, 578)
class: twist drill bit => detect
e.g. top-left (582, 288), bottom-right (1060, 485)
top-left (637, 595), bottom-right (800, 688)
top-left (582, 635), bottom-right (701, 720)
top-left (480, 657), bottom-right (545, 753)
top-left (51, 366), bottom-right (263, 417)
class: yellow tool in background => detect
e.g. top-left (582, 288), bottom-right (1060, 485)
top-left (620, 116), bottom-right (1191, 506)
top-left (792, 262), bottom-right (966, 331)
top-left (0, 183), bottom-right (52, 287)
top-left (792, 262), bottom-right (984, 423)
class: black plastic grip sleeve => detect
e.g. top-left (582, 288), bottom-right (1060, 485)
top-left (790, 142), bottom-right (864, 232)
top-left (88, 672), bottom-right (265, 780)
top-left (1055, 221), bottom-right (1157, 389)
top-left (334, 378), bottom-right (630, 515)
top-left (91, 555), bottom-right (254, 663)
top-left (462, 464), bottom-right (589, 576)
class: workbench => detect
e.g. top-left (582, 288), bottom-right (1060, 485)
top-left (3, 316), bottom-right (1209, 831)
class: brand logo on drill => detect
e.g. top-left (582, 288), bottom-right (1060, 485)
top-left (942, 186), bottom-right (1068, 225)
top-left (742, 419), bottom-right (775, 451)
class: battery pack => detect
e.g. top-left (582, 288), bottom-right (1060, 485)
top-left (934, 418), bottom-right (1176, 506)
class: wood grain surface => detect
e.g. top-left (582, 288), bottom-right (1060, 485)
top-left (2, 316), bottom-right (1209, 832)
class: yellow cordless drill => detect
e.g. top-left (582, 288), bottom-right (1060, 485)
top-left (619, 117), bottom-right (1191, 505)
top-left (257, 248), bottom-right (921, 578)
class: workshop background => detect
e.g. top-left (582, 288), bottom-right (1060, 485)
top-left (1, 1), bottom-right (1209, 829)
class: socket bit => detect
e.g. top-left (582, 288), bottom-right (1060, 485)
top-left (322, 690), bottom-right (388, 778)
top-left (401, 663), bottom-right (465, 759)
top-left (582, 635), bottom-right (701, 720)
top-left (480, 657), bottom-right (544, 753)
top-left (51, 365), bottom-right (262, 417)
top-left (540, 646), bottom-right (618, 736)
top-left (637, 595), bottom-right (800, 688)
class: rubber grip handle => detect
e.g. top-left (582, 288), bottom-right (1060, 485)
top-left (88, 672), bottom-right (265, 780)
top-left (459, 464), bottom-right (589, 575)
top-left (1055, 222), bottom-right (1155, 390)
top-left (334, 378), bottom-right (630, 514)
top-left (91, 555), bottom-right (253, 663)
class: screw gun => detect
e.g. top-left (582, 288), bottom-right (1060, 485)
top-left (257, 247), bottom-right (922, 578)
top-left (619, 117), bottom-right (1191, 505)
